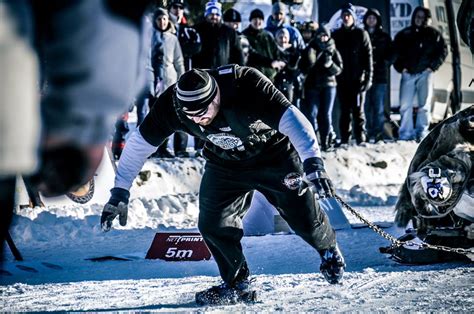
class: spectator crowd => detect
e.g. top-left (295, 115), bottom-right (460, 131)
top-left (112, 0), bottom-right (448, 158)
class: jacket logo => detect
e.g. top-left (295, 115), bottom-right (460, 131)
top-left (207, 133), bottom-right (243, 150)
top-left (283, 172), bottom-right (302, 190)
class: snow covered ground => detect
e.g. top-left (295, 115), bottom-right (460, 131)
top-left (1, 142), bottom-right (473, 312)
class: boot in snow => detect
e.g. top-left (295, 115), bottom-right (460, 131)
top-left (319, 245), bottom-right (346, 284)
top-left (195, 280), bottom-right (256, 306)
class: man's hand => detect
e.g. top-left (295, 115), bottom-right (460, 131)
top-left (303, 157), bottom-right (335, 199)
top-left (101, 187), bottom-right (130, 232)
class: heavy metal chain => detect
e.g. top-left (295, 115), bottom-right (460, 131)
top-left (334, 195), bottom-right (474, 259)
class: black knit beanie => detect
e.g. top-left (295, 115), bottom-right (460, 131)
top-left (176, 69), bottom-right (218, 112)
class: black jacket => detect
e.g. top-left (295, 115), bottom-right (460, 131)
top-left (242, 26), bottom-right (282, 81)
top-left (300, 27), bottom-right (343, 88)
top-left (332, 25), bottom-right (373, 87)
top-left (363, 9), bottom-right (393, 84)
top-left (393, 8), bottom-right (447, 74)
top-left (140, 65), bottom-right (293, 166)
top-left (193, 22), bottom-right (244, 69)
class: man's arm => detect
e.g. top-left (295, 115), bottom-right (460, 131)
top-left (429, 30), bottom-right (448, 72)
top-left (114, 130), bottom-right (158, 190)
top-left (278, 106), bottom-right (321, 161)
top-left (278, 106), bottom-right (334, 198)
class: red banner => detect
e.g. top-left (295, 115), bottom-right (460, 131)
top-left (145, 232), bottom-right (212, 261)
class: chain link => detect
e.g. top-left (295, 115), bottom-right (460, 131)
top-left (333, 195), bottom-right (474, 258)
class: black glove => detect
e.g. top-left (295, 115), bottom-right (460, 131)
top-left (101, 187), bottom-right (130, 232)
top-left (303, 157), bottom-right (335, 199)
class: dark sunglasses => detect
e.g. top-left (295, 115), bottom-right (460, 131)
top-left (182, 105), bottom-right (209, 118)
top-left (171, 4), bottom-right (184, 10)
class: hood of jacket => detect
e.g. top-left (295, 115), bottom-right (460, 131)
top-left (311, 25), bottom-right (335, 51)
top-left (411, 6), bottom-right (431, 28)
top-left (363, 8), bottom-right (382, 30)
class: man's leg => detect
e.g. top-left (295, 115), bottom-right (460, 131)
top-left (415, 70), bottom-right (434, 141)
top-left (399, 73), bottom-right (417, 140)
top-left (353, 89), bottom-right (367, 144)
top-left (198, 164), bottom-right (254, 285)
top-left (374, 84), bottom-right (388, 141)
top-left (337, 84), bottom-right (353, 144)
top-left (255, 150), bottom-right (344, 283)
top-left (256, 151), bottom-right (336, 251)
top-left (0, 177), bottom-right (17, 265)
top-left (364, 87), bottom-right (375, 139)
top-left (301, 89), bottom-right (318, 132)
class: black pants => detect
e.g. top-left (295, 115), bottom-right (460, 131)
top-left (0, 177), bottom-right (16, 265)
top-left (198, 150), bottom-right (336, 285)
top-left (338, 82), bottom-right (366, 143)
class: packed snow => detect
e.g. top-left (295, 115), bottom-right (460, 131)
top-left (1, 141), bottom-right (473, 312)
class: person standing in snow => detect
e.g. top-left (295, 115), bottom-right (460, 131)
top-left (100, 65), bottom-right (345, 305)
top-left (362, 9), bottom-right (393, 143)
top-left (149, 7), bottom-right (186, 158)
top-left (393, 6), bottom-right (447, 142)
top-left (332, 3), bottom-right (373, 146)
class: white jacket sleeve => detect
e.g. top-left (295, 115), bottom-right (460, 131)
top-left (114, 130), bottom-right (158, 190)
top-left (278, 105), bottom-right (322, 161)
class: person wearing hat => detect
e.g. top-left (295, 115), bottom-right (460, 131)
top-left (101, 65), bottom-right (345, 304)
top-left (265, 1), bottom-right (306, 51)
top-left (362, 9), bottom-right (393, 143)
top-left (242, 8), bottom-right (285, 82)
top-left (223, 8), bottom-right (250, 65)
top-left (299, 24), bottom-right (343, 151)
top-left (332, 3), bottom-right (373, 146)
top-left (192, 1), bottom-right (244, 69)
top-left (393, 6), bottom-right (447, 142)
top-left (274, 27), bottom-right (302, 104)
top-left (149, 7), bottom-right (186, 158)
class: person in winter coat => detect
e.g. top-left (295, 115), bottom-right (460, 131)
top-left (168, 0), bottom-right (201, 71)
top-left (242, 9), bottom-right (285, 82)
top-left (332, 3), bottom-right (373, 146)
top-left (274, 28), bottom-right (301, 104)
top-left (192, 1), bottom-right (244, 69)
top-left (300, 25), bottom-right (343, 151)
top-left (100, 65), bottom-right (345, 305)
top-left (363, 9), bottom-right (393, 143)
top-left (223, 8), bottom-right (250, 65)
top-left (150, 7), bottom-right (185, 158)
top-left (393, 6), bottom-right (448, 142)
top-left (151, 8), bottom-right (184, 94)
top-left (265, 2), bottom-right (306, 51)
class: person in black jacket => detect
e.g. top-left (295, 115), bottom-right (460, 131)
top-left (192, 1), bottom-right (244, 69)
top-left (393, 6), bottom-right (447, 142)
top-left (363, 9), bottom-right (393, 143)
top-left (100, 65), bottom-right (345, 305)
top-left (242, 9), bottom-right (285, 82)
top-left (332, 3), bottom-right (373, 146)
top-left (300, 25), bottom-right (343, 151)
